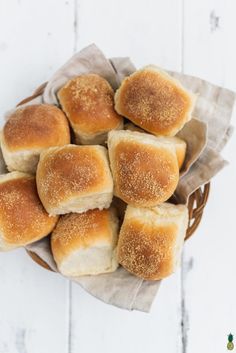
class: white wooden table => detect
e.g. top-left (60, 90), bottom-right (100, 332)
top-left (0, 1), bottom-right (235, 352)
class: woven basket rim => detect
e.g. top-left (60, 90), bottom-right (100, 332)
top-left (18, 83), bottom-right (210, 272)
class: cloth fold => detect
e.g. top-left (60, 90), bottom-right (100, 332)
top-left (1, 44), bottom-right (235, 312)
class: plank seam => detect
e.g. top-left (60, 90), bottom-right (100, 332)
top-left (68, 281), bottom-right (72, 353)
top-left (181, 262), bottom-right (188, 353)
top-left (69, 5), bottom-right (79, 350)
top-left (73, 0), bottom-right (79, 52)
top-left (181, 0), bottom-right (185, 73)
top-left (181, 1), bottom-right (188, 352)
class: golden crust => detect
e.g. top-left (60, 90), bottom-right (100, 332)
top-left (117, 203), bottom-right (188, 280)
top-left (114, 142), bottom-right (178, 205)
top-left (0, 173), bottom-right (58, 248)
top-left (58, 74), bottom-right (123, 135)
top-left (51, 208), bottom-right (116, 264)
top-left (124, 122), bottom-right (187, 169)
top-left (3, 104), bottom-right (70, 151)
top-left (108, 131), bottom-right (179, 207)
top-left (115, 67), bottom-right (195, 136)
top-left (36, 145), bottom-right (113, 211)
top-left (118, 219), bottom-right (176, 280)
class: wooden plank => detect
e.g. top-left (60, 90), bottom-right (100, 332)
top-left (183, 0), bottom-right (236, 89)
top-left (0, 1), bottom-right (75, 352)
top-left (0, 0), bottom-right (75, 121)
top-left (0, 250), bottom-right (71, 353)
top-left (71, 1), bottom-right (183, 352)
top-left (75, 0), bottom-right (183, 70)
top-left (183, 1), bottom-right (236, 352)
top-left (70, 272), bottom-right (182, 353)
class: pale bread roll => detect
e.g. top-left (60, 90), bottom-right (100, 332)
top-left (124, 122), bottom-right (187, 169)
top-left (51, 208), bottom-right (119, 276)
top-left (115, 66), bottom-right (195, 136)
top-left (36, 144), bottom-right (113, 215)
top-left (117, 203), bottom-right (189, 280)
top-left (1, 104), bottom-right (70, 174)
top-left (0, 172), bottom-right (58, 251)
top-left (58, 74), bottom-right (123, 145)
top-left (107, 130), bottom-right (179, 207)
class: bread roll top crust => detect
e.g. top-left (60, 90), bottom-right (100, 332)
top-left (108, 130), bottom-right (179, 207)
top-left (115, 67), bottom-right (195, 136)
top-left (0, 172), bottom-right (58, 246)
top-left (58, 74), bottom-right (123, 135)
top-left (51, 208), bottom-right (118, 263)
top-left (118, 218), bottom-right (177, 279)
top-left (115, 141), bottom-right (178, 204)
top-left (124, 122), bottom-right (187, 169)
top-left (3, 104), bottom-right (70, 151)
top-left (117, 204), bottom-right (189, 280)
top-left (36, 145), bottom-right (113, 208)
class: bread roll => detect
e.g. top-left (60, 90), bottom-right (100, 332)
top-left (36, 144), bottom-right (113, 215)
top-left (117, 203), bottom-right (189, 280)
top-left (51, 208), bottom-right (119, 276)
top-left (58, 74), bottom-right (123, 145)
top-left (0, 172), bottom-right (58, 251)
top-left (1, 104), bottom-right (70, 174)
top-left (115, 66), bottom-right (195, 136)
top-left (108, 130), bottom-right (179, 207)
top-left (124, 122), bottom-right (187, 169)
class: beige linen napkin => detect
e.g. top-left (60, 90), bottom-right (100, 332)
top-left (1, 44), bottom-right (235, 312)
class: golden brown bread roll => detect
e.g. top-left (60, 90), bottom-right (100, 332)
top-left (115, 66), bottom-right (195, 136)
top-left (36, 144), bottom-right (113, 215)
top-left (124, 122), bottom-right (187, 169)
top-left (51, 208), bottom-right (119, 277)
top-left (58, 74), bottom-right (123, 145)
top-left (0, 172), bottom-right (58, 251)
top-left (117, 203), bottom-right (189, 280)
top-left (108, 130), bottom-right (179, 207)
top-left (1, 104), bottom-right (70, 174)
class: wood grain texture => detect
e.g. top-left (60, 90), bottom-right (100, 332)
top-left (183, 0), bottom-right (236, 90)
top-left (0, 0), bottom-right (235, 352)
top-left (0, 250), bottom-right (70, 353)
top-left (182, 1), bottom-right (236, 352)
top-left (0, 1), bottom-right (75, 352)
top-left (0, 0), bottom-right (75, 125)
top-left (70, 274), bottom-right (182, 353)
top-left (71, 1), bottom-right (184, 352)
top-left (75, 0), bottom-right (183, 70)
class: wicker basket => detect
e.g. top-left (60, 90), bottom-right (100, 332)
top-left (17, 83), bottom-right (210, 272)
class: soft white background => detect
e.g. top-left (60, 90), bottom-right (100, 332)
top-left (0, 1), bottom-right (235, 352)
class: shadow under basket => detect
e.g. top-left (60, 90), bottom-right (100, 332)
top-left (17, 83), bottom-right (210, 272)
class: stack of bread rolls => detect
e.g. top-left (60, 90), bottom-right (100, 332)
top-left (0, 66), bottom-right (196, 281)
